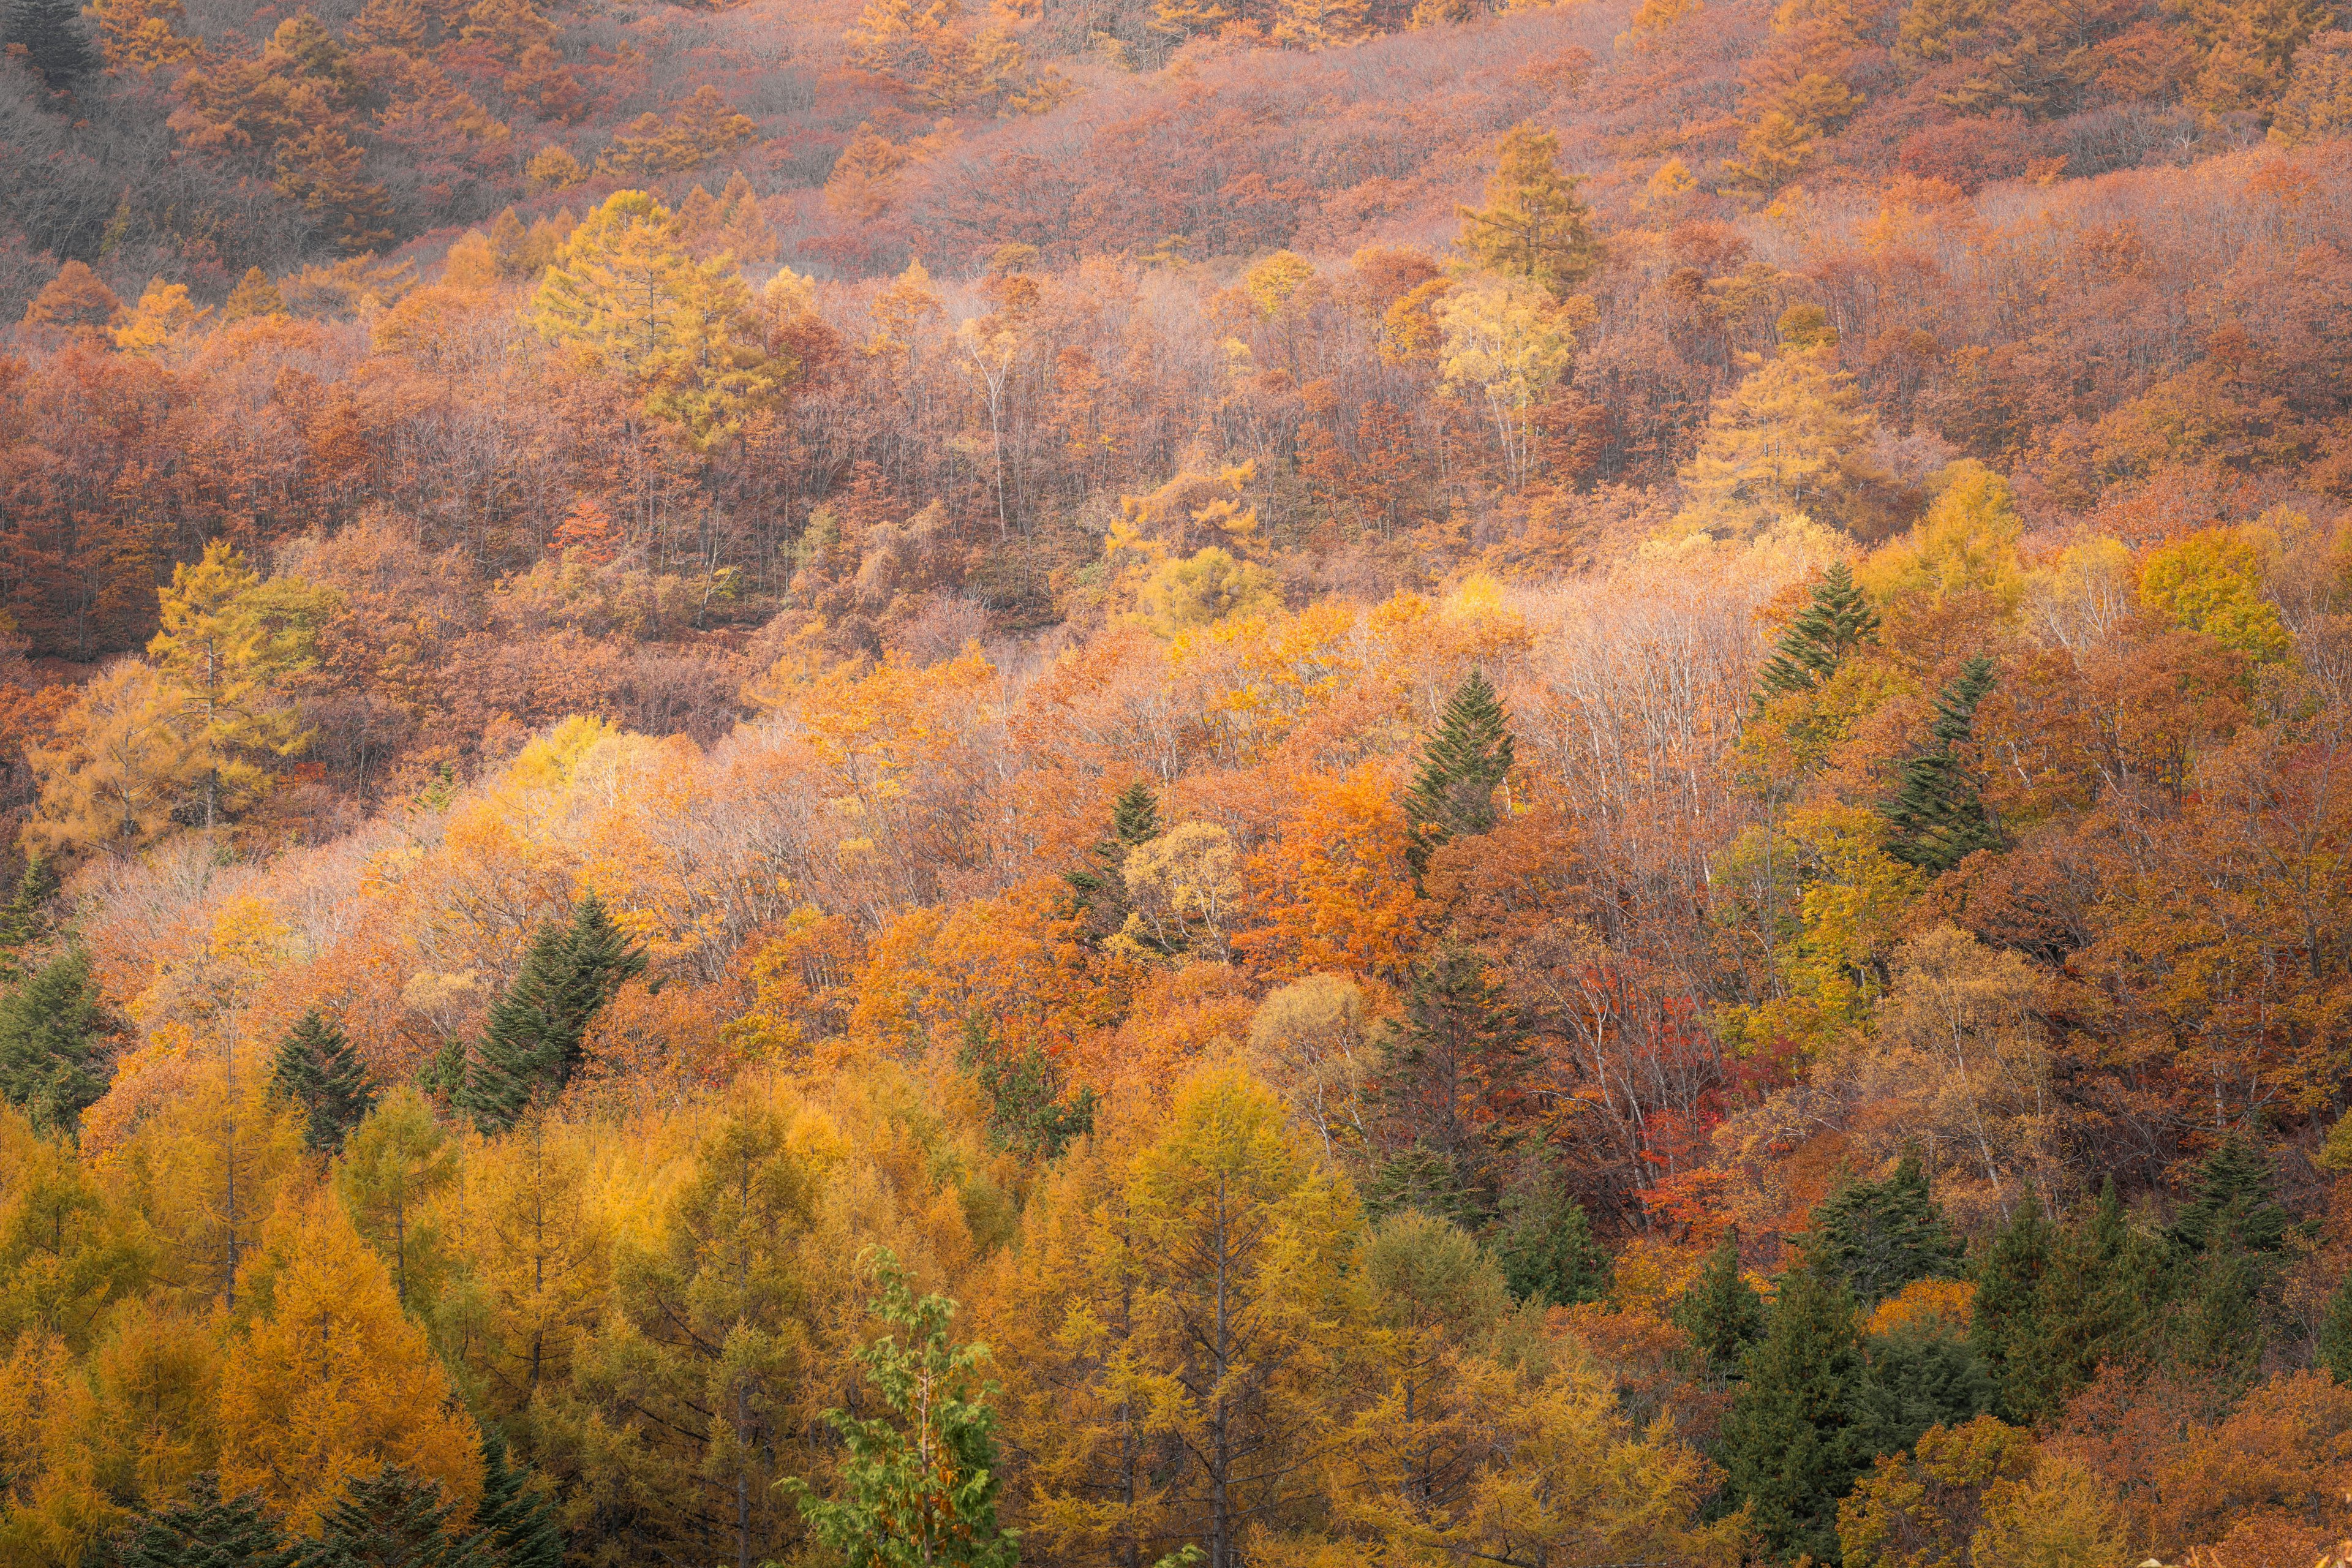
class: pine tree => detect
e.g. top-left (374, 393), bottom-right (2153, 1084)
top-left (476, 1433), bottom-right (565, 1568)
top-left (1675, 1229), bottom-right (1767, 1382)
top-left (1064, 780), bottom-right (1161, 945)
top-left (270, 1008), bottom-right (375, 1155)
top-left (1883, 655), bottom-right (2000, 874)
top-left (1493, 1168), bottom-right (1611, 1307)
top-left (1755, 560), bottom-right (1881, 700)
top-left (462, 894), bottom-right (644, 1134)
top-left (1402, 670), bottom-right (1515, 882)
top-left (0, 854), bottom-right (55, 981)
top-left (2003, 1181), bottom-right (2167, 1423)
top-left (3, 0), bottom-right (99, 86)
top-left (1856, 1328), bottom-right (1996, 1457)
top-left (1375, 942), bottom-right (1529, 1215)
top-left (1969, 1200), bottom-right (2051, 1412)
top-left (1717, 1264), bottom-right (1872, 1564)
top-left (305, 1466), bottom-right (489, 1568)
top-left (116, 1474), bottom-right (300, 1568)
top-left (2170, 1238), bottom-right (2263, 1382)
top-left (1804, 1152), bottom-right (1964, 1306)
top-left (2319, 1269), bottom-right (2352, 1385)
top-left (0, 949), bottom-right (115, 1135)
top-left (785, 1250), bottom-right (1020, 1568)
top-left (2169, 1129), bottom-right (2291, 1256)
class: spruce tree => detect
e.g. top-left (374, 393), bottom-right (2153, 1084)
top-left (117, 1474), bottom-right (300, 1568)
top-left (542, 892), bottom-right (646, 1087)
top-left (0, 854), bottom-right (55, 982)
top-left (1755, 560), bottom-right (1880, 701)
top-left (961, 1016), bottom-right (1097, 1159)
top-left (1374, 943), bottom-right (1529, 1213)
top-left (2, 0), bottom-right (98, 87)
top-left (305, 1466), bottom-right (488, 1568)
top-left (2170, 1238), bottom-right (2264, 1382)
top-left (1883, 654), bottom-right (2000, 873)
top-left (1493, 1168), bottom-right (1611, 1307)
top-left (462, 894), bottom-right (645, 1134)
top-left (1969, 1200), bottom-right (2052, 1412)
top-left (1402, 670), bottom-right (1515, 882)
top-left (1063, 780), bottom-right (1161, 945)
top-left (1857, 1327), bottom-right (1996, 1457)
top-left (476, 1433), bottom-right (565, 1568)
top-left (1675, 1229), bottom-right (1766, 1382)
top-left (1804, 1151), bottom-right (1964, 1306)
top-left (2319, 1268), bottom-right (2352, 1385)
top-left (2169, 1130), bottom-right (2290, 1256)
top-left (1362, 1144), bottom-right (1487, 1229)
top-left (1717, 1264), bottom-right (1872, 1563)
top-left (271, 1008), bottom-right (375, 1155)
top-left (2004, 1181), bottom-right (2167, 1423)
top-left (0, 949), bottom-right (114, 1135)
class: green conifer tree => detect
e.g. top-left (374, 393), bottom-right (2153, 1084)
top-left (2003, 1181), bottom-right (2167, 1423)
top-left (1493, 1168), bottom-right (1611, 1307)
top-left (1064, 780), bottom-right (1162, 945)
top-left (0, 854), bottom-right (55, 983)
top-left (462, 894), bottom-right (645, 1134)
top-left (1402, 670), bottom-right (1515, 883)
top-left (304, 1466), bottom-right (488, 1568)
top-left (785, 1249), bottom-right (1019, 1568)
top-left (1375, 942), bottom-right (1529, 1214)
top-left (1969, 1200), bottom-right (2052, 1414)
top-left (1717, 1264), bottom-right (1872, 1563)
top-left (116, 1474), bottom-right (300, 1568)
top-left (2319, 1269), bottom-right (2352, 1385)
top-left (541, 892), bottom-right (646, 1087)
top-left (1883, 655), bottom-right (2000, 873)
top-left (270, 1008), bottom-right (376, 1155)
top-left (2169, 1130), bottom-right (2290, 1256)
top-left (1362, 1144), bottom-right (1487, 1229)
top-left (0, 949), bottom-right (115, 1135)
top-left (476, 1433), bottom-right (564, 1568)
top-left (2, 0), bottom-right (99, 87)
top-left (2170, 1238), bottom-right (2264, 1382)
top-left (1755, 560), bottom-right (1880, 701)
top-left (960, 1016), bottom-right (1097, 1159)
top-left (1857, 1327), bottom-right (1996, 1456)
top-left (1804, 1151), bottom-right (1964, 1306)
top-left (1675, 1229), bottom-right (1767, 1382)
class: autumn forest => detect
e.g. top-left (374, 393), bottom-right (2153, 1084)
top-left (2, 0), bottom-right (2351, 1559)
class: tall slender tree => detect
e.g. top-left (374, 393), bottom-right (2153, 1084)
top-left (270, 1008), bottom-right (375, 1155)
top-left (1402, 671), bottom-right (1515, 882)
top-left (1755, 560), bottom-right (1880, 701)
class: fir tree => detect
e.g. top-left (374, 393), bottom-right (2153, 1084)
top-left (1675, 1229), bottom-right (1767, 1382)
top-left (476, 1433), bottom-right (565, 1568)
top-left (1717, 1264), bottom-right (1872, 1563)
top-left (1374, 943), bottom-right (1530, 1214)
top-left (2169, 1238), bottom-right (2264, 1382)
top-left (271, 1008), bottom-right (376, 1155)
top-left (1755, 560), bottom-right (1880, 701)
top-left (0, 949), bottom-right (115, 1135)
top-left (1402, 670), bottom-right (1515, 883)
top-left (2169, 1129), bottom-right (2291, 1256)
top-left (543, 892), bottom-right (646, 1087)
top-left (1804, 1152), bottom-right (1964, 1306)
top-left (3, 0), bottom-right (99, 87)
top-left (1063, 780), bottom-right (1161, 946)
top-left (2003, 1181), bottom-right (2167, 1423)
top-left (305, 1466), bottom-right (488, 1568)
top-left (1883, 654), bottom-right (2000, 873)
top-left (1493, 1168), bottom-right (1611, 1307)
top-left (1857, 1327), bottom-right (1996, 1457)
top-left (0, 854), bottom-right (55, 982)
top-left (1362, 1144), bottom-right (1487, 1229)
top-left (462, 894), bottom-right (645, 1134)
top-left (1969, 1200), bottom-right (2052, 1411)
top-left (2319, 1268), bottom-right (2352, 1385)
top-left (116, 1474), bottom-right (300, 1568)
top-left (960, 1016), bottom-right (1097, 1159)
top-left (785, 1250), bottom-right (1019, 1568)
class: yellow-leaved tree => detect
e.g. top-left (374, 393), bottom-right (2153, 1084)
top-left (217, 1193), bottom-right (483, 1536)
top-left (24, 660), bottom-right (203, 856)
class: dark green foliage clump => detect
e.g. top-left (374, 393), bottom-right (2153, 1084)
top-left (1883, 654), bottom-right (2000, 873)
top-left (2, 0), bottom-right (99, 88)
top-left (1403, 670), bottom-right (1515, 882)
top-left (1755, 560), bottom-right (1880, 701)
top-left (461, 893), bottom-right (646, 1133)
top-left (1858, 1327), bottom-right (1996, 1455)
top-left (961, 1016), bottom-right (1097, 1159)
top-left (271, 1008), bottom-right (376, 1155)
top-left (306, 1464), bottom-right (488, 1567)
top-left (1374, 943), bottom-right (1529, 1216)
top-left (1716, 1264), bottom-right (1872, 1564)
top-left (1675, 1230), bottom-right (1766, 1382)
top-left (1065, 780), bottom-right (1161, 946)
top-left (1972, 1181), bottom-right (2168, 1424)
top-left (116, 1474), bottom-right (300, 1568)
top-left (1492, 1169), bottom-right (1611, 1307)
top-left (0, 949), bottom-right (115, 1136)
top-left (475, 1434), bottom-right (564, 1568)
top-left (1804, 1151), bottom-right (1964, 1306)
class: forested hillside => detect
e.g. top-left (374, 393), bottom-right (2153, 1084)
top-left (7, 0), bottom-right (2352, 1559)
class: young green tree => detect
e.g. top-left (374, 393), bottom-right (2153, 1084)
top-left (303, 1465), bottom-right (487, 1568)
top-left (462, 894), bottom-right (645, 1133)
top-left (1491, 1168), bottom-right (1611, 1308)
top-left (146, 541), bottom-right (325, 831)
top-left (961, 1017), bottom-right (1097, 1159)
top-left (1374, 943), bottom-right (1529, 1216)
top-left (116, 1474), bottom-right (299, 1568)
top-left (2169, 1130), bottom-right (2290, 1256)
top-left (475, 1434), bottom-right (564, 1568)
top-left (0, 950), bottom-right (116, 1135)
top-left (1755, 560), bottom-right (1881, 701)
top-left (1969, 1200), bottom-right (2052, 1409)
top-left (786, 1248), bottom-right (1019, 1568)
top-left (1717, 1265), bottom-right (1872, 1564)
top-left (2319, 1268), bottom-right (2352, 1385)
top-left (1804, 1152), bottom-right (1965, 1306)
top-left (333, 1088), bottom-right (459, 1311)
top-left (270, 1008), bottom-right (375, 1156)
top-left (1999, 1182), bottom-right (2166, 1423)
top-left (1882, 655), bottom-right (2000, 874)
top-left (1455, 124), bottom-right (1600, 298)
top-left (1402, 671), bottom-right (1515, 883)
top-left (1675, 1229), bottom-right (1767, 1383)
